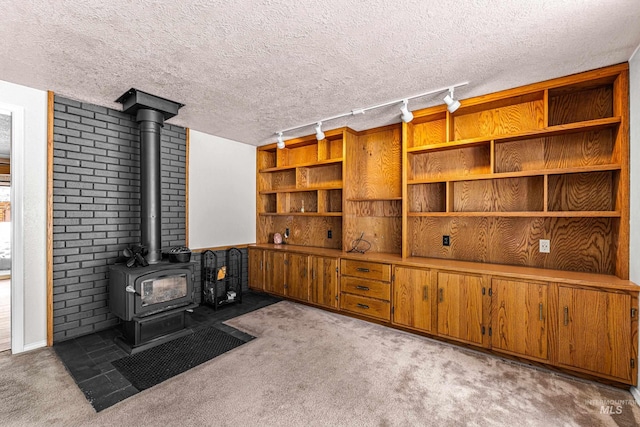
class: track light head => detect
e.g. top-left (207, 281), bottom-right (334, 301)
top-left (276, 132), bottom-right (285, 149)
top-left (443, 88), bottom-right (461, 113)
top-left (400, 99), bottom-right (413, 123)
top-left (315, 122), bottom-right (325, 141)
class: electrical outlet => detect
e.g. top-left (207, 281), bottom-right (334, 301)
top-left (327, 230), bottom-right (332, 239)
top-left (539, 239), bottom-right (550, 253)
top-left (443, 235), bottom-right (450, 246)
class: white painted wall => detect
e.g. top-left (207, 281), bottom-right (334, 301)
top-left (0, 80), bottom-right (48, 352)
top-left (188, 130), bottom-right (256, 249)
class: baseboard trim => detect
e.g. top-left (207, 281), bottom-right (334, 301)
top-left (631, 386), bottom-right (640, 405)
top-left (21, 340), bottom-right (47, 353)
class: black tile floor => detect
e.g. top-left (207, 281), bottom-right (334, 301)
top-left (54, 291), bottom-right (281, 411)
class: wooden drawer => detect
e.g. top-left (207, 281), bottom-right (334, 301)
top-left (340, 293), bottom-right (390, 321)
top-left (341, 276), bottom-right (390, 300)
top-left (341, 259), bottom-right (391, 282)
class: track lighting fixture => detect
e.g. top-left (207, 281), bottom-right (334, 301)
top-left (443, 87), bottom-right (461, 113)
top-left (276, 132), bottom-right (285, 149)
top-left (273, 81), bottom-right (468, 146)
top-left (400, 99), bottom-right (413, 123)
top-left (315, 122), bottom-right (325, 141)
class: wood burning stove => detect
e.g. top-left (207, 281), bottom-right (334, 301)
top-left (108, 89), bottom-right (194, 354)
top-left (109, 262), bottom-right (197, 353)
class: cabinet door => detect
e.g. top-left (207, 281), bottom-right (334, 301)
top-left (491, 278), bottom-right (548, 360)
top-left (393, 267), bottom-right (432, 333)
top-left (285, 253), bottom-right (309, 301)
top-left (310, 256), bottom-right (338, 308)
top-left (558, 286), bottom-right (632, 381)
top-left (264, 251), bottom-right (285, 296)
top-left (248, 248), bottom-right (264, 291)
top-left (437, 272), bottom-right (485, 346)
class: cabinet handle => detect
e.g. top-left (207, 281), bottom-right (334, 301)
top-left (439, 288), bottom-right (443, 303)
top-left (356, 285), bottom-right (370, 291)
top-left (423, 286), bottom-right (428, 301)
top-left (539, 303), bottom-right (543, 321)
top-left (260, 260), bottom-right (263, 271)
top-left (357, 303), bottom-right (370, 310)
top-left (563, 306), bottom-right (569, 325)
top-left (356, 267), bottom-right (370, 273)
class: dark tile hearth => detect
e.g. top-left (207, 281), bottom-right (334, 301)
top-left (54, 291), bottom-right (280, 412)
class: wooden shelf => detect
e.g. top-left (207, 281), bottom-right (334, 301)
top-left (347, 197), bottom-right (402, 202)
top-left (259, 158), bottom-right (343, 173)
top-left (259, 212), bottom-right (343, 217)
top-left (260, 186), bottom-right (342, 195)
top-left (407, 164), bottom-right (622, 185)
top-left (407, 211), bottom-right (621, 218)
top-left (406, 117), bottom-right (621, 155)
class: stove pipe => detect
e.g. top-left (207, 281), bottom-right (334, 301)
top-left (137, 109), bottom-right (164, 264)
top-left (116, 89), bottom-right (184, 265)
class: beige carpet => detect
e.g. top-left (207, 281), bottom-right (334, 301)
top-left (1, 300), bottom-right (639, 426)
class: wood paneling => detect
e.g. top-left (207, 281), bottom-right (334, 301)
top-left (409, 115), bottom-right (447, 147)
top-left (409, 145), bottom-right (491, 181)
top-left (548, 172), bottom-right (613, 211)
top-left (393, 267), bottom-right (432, 333)
top-left (452, 177), bottom-right (544, 212)
top-left (548, 85), bottom-right (613, 126)
top-left (452, 98), bottom-right (545, 140)
top-left (436, 271), bottom-right (485, 346)
top-left (408, 183), bottom-right (445, 213)
top-left (278, 143), bottom-right (317, 167)
top-left (558, 286), bottom-right (632, 381)
top-left (345, 125), bottom-right (401, 200)
top-left (267, 216), bottom-right (342, 249)
top-left (343, 216), bottom-right (401, 254)
top-left (491, 278), bottom-right (548, 361)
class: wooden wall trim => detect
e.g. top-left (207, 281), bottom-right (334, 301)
top-left (185, 128), bottom-right (190, 248)
top-left (46, 91), bottom-right (54, 346)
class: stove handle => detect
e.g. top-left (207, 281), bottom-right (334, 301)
top-left (125, 285), bottom-right (141, 296)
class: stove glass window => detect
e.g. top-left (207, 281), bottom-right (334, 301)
top-left (140, 274), bottom-right (188, 306)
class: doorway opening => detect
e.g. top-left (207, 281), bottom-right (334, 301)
top-left (0, 110), bottom-right (11, 353)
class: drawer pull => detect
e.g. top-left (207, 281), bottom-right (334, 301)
top-left (356, 267), bottom-right (370, 273)
top-left (563, 306), bottom-right (569, 326)
top-left (539, 303), bottom-right (543, 321)
top-left (356, 303), bottom-right (370, 310)
top-left (356, 285), bottom-right (370, 291)
top-left (439, 288), bottom-right (443, 303)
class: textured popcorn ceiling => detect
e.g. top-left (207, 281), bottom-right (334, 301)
top-left (1, 0), bottom-right (639, 146)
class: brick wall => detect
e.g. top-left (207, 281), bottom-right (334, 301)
top-left (52, 95), bottom-right (250, 342)
top-left (52, 95), bottom-right (189, 342)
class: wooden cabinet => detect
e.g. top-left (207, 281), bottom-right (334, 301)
top-left (340, 259), bottom-right (391, 321)
top-left (248, 248), bottom-right (264, 291)
top-left (309, 256), bottom-right (339, 309)
top-left (491, 278), bottom-right (548, 361)
top-left (436, 271), bottom-right (487, 346)
top-left (558, 286), bottom-right (634, 382)
top-left (264, 250), bottom-right (285, 296)
top-left (285, 253), bottom-right (309, 301)
top-left (392, 266), bottom-right (433, 333)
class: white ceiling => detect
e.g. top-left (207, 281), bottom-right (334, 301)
top-left (1, 0), bottom-right (639, 146)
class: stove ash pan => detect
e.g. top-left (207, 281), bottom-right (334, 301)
top-left (109, 262), bottom-right (196, 322)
